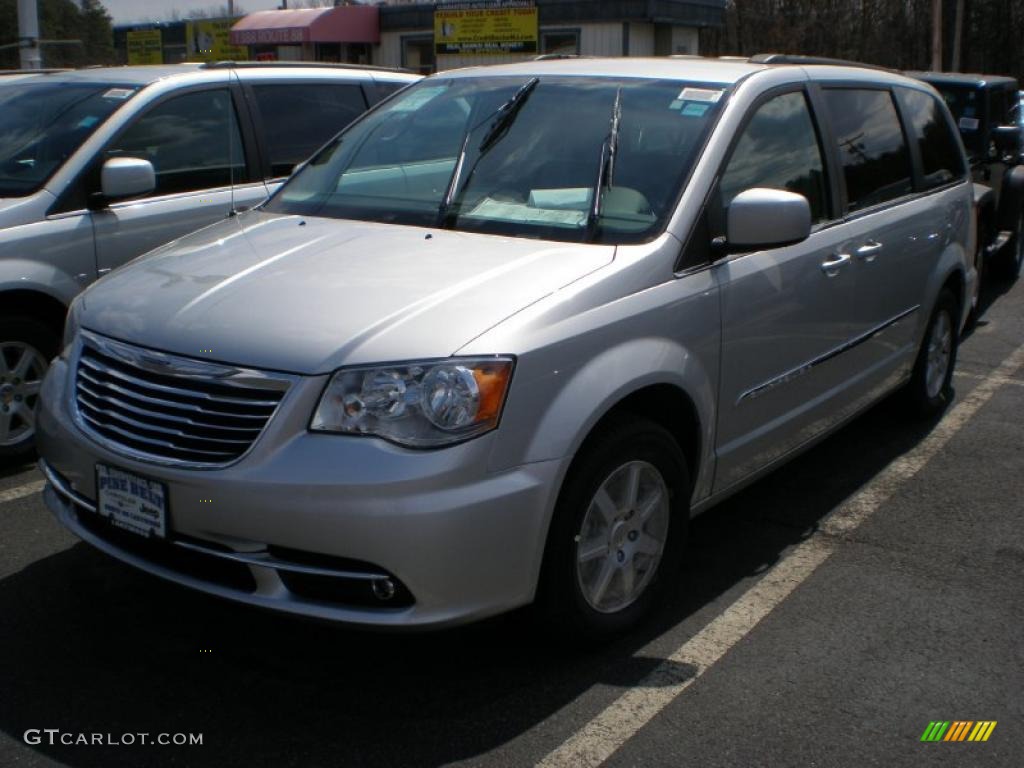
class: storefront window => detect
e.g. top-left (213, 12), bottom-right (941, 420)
top-left (541, 29), bottom-right (580, 56)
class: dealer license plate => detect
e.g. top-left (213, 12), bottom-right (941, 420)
top-left (95, 464), bottom-right (167, 538)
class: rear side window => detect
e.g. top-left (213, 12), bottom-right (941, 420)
top-left (823, 89), bottom-right (913, 212)
top-left (252, 84), bottom-right (367, 177)
top-left (898, 88), bottom-right (967, 189)
top-left (719, 90), bottom-right (830, 223)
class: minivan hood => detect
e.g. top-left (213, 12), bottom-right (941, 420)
top-left (80, 211), bottom-right (614, 374)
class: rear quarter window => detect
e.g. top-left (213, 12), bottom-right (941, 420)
top-left (823, 88), bottom-right (914, 213)
top-left (897, 87), bottom-right (967, 190)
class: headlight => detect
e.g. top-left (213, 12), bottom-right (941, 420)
top-left (310, 357), bottom-right (515, 447)
top-left (60, 295), bottom-right (84, 358)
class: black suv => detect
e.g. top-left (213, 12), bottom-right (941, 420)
top-left (909, 72), bottom-right (1024, 295)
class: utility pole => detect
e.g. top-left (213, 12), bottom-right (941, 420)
top-left (17, 0), bottom-right (42, 69)
top-left (951, 0), bottom-right (965, 72)
top-left (930, 0), bottom-right (943, 71)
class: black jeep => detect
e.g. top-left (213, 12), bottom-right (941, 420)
top-left (909, 71), bottom-right (1024, 299)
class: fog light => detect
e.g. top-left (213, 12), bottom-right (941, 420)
top-left (372, 578), bottom-right (396, 601)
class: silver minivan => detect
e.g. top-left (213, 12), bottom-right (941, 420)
top-left (37, 56), bottom-right (974, 637)
top-left (0, 63), bottom-right (417, 460)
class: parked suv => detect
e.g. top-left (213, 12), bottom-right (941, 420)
top-left (908, 71), bottom-right (1024, 299)
top-left (0, 62), bottom-right (418, 459)
top-left (38, 56), bottom-right (973, 636)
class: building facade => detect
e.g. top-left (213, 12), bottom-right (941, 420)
top-left (114, 1), bottom-right (726, 72)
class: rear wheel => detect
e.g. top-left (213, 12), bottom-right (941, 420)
top-left (967, 214), bottom-right (991, 327)
top-left (992, 208), bottom-right (1024, 281)
top-left (538, 416), bottom-right (689, 640)
top-left (0, 317), bottom-right (58, 462)
top-left (903, 289), bottom-right (958, 418)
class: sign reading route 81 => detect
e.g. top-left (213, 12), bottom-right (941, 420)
top-left (434, 1), bottom-right (538, 55)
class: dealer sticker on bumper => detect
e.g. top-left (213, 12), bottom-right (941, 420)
top-left (96, 464), bottom-right (167, 538)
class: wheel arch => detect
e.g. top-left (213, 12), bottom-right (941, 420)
top-left (0, 289), bottom-right (68, 338)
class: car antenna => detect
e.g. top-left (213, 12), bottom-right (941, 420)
top-left (227, 63), bottom-right (237, 217)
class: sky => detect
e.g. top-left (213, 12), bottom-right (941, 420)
top-left (100, 0), bottom-right (286, 25)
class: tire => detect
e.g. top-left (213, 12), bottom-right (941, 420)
top-left (0, 316), bottom-right (59, 463)
top-left (992, 208), bottom-right (1024, 281)
top-left (904, 289), bottom-right (959, 418)
top-left (537, 415), bottom-right (690, 640)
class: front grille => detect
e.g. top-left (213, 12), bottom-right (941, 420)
top-left (74, 333), bottom-right (290, 466)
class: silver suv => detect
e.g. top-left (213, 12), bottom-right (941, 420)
top-left (37, 56), bottom-right (974, 637)
top-left (0, 63), bottom-right (418, 459)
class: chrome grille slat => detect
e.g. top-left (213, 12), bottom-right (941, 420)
top-left (74, 333), bottom-right (292, 467)
top-left (79, 356), bottom-right (281, 407)
top-left (77, 369), bottom-right (270, 421)
top-left (78, 411), bottom-right (240, 458)
top-left (77, 396), bottom-right (254, 445)
top-left (77, 383), bottom-right (263, 434)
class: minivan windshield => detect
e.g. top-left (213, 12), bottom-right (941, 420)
top-left (0, 80), bottom-right (138, 198)
top-left (264, 75), bottom-right (728, 244)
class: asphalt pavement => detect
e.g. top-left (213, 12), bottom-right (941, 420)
top-left (1, 274), bottom-right (1021, 768)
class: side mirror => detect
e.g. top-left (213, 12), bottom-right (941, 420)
top-left (723, 188), bottom-right (812, 253)
top-left (992, 124), bottom-right (1021, 156)
top-left (98, 157), bottom-right (155, 203)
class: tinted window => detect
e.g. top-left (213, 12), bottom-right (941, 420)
top-left (899, 88), bottom-right (966, 189)
top-left (823, 89), bottom-right (913, 212)
top-left (108, 89), bottom-right (249, 197)
top-left (253, 84), bottom-right (367, 177)
top-left (720, 90), bottom-right (829, 223)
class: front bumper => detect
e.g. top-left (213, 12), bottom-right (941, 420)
top-left (37, 357), bottom-right (563, 628)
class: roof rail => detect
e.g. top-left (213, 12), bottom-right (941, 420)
top-left (750, 53), bottom-right (896, 73)
top-left (0, 68), bottom-right (70, 75)
top-left (201, 60), bottom-right (413, 75)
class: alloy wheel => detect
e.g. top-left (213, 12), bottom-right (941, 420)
top-left (925, 310), bottom-right (953, 400)
top-left (575, 460), bottom-right (670, 614)
top-left (0, 341), bottom-right (48, 448)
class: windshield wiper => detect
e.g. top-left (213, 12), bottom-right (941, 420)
top-left (586, 86), bottom-right (623, 241)
top-left (437, 77), bottom-right (540, 227)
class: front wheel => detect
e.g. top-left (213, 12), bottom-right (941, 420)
top-left (0, 317), bottom-right (58, 463)
top-left (903, 289), bottom-right (959, 418)
top-left (537, 416), bottom-right (689, 640)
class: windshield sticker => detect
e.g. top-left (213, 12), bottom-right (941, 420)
top-left (76, 115), bottom-right (100, 129)
top-left (391, 86), bottom-right (448, 112)
top-left (669, 99), bottom-right (684, 110)
top-left (102, 88), bottom-right (134, 100)
top-left (959, 116), bottom-right (980, 131)
top-left (678, 87), bottom-right (723, 103)
top-left (681, 102), bottom-right (710, 117)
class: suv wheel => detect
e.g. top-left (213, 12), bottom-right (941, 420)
top-left (967, 215), bottom-right (992, 327)
top-left (0, 317), bottom-right (57, 462)
top-left (904, 289), bottom-right (959, 418)
top-left (538, 416), bottom-right (689, 639)
top-left (993, 209), bottom-right (1024, 281)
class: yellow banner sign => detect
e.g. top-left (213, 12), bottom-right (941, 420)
top-left (435, 3), bottom-right (538, 55)
top-left (187, 18), bottom-right (249, 62)
top-left (126, 29), bottom-right (162, 66)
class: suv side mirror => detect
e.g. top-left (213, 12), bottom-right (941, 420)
top-left (723, 188), bottom-right (812, 253)
top-left (98, 157), bottom-right (155, 203)
top-left (992, 124), bottom-right (1022, 156)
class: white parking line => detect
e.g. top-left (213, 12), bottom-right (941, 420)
top-left (0, 479), bottom-right (45, 505)
top-left (954, 369), bottom-right (1024, 387)
top-left (538, 343), bottom-right (1024, 768)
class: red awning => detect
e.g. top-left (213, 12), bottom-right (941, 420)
top-left (230, 6), bottom-right (380, 46)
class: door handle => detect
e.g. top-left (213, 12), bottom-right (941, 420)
top-left (855, 241), bottom-right (884, 262)
top-left (820, 253), bottom-right (852, 277)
